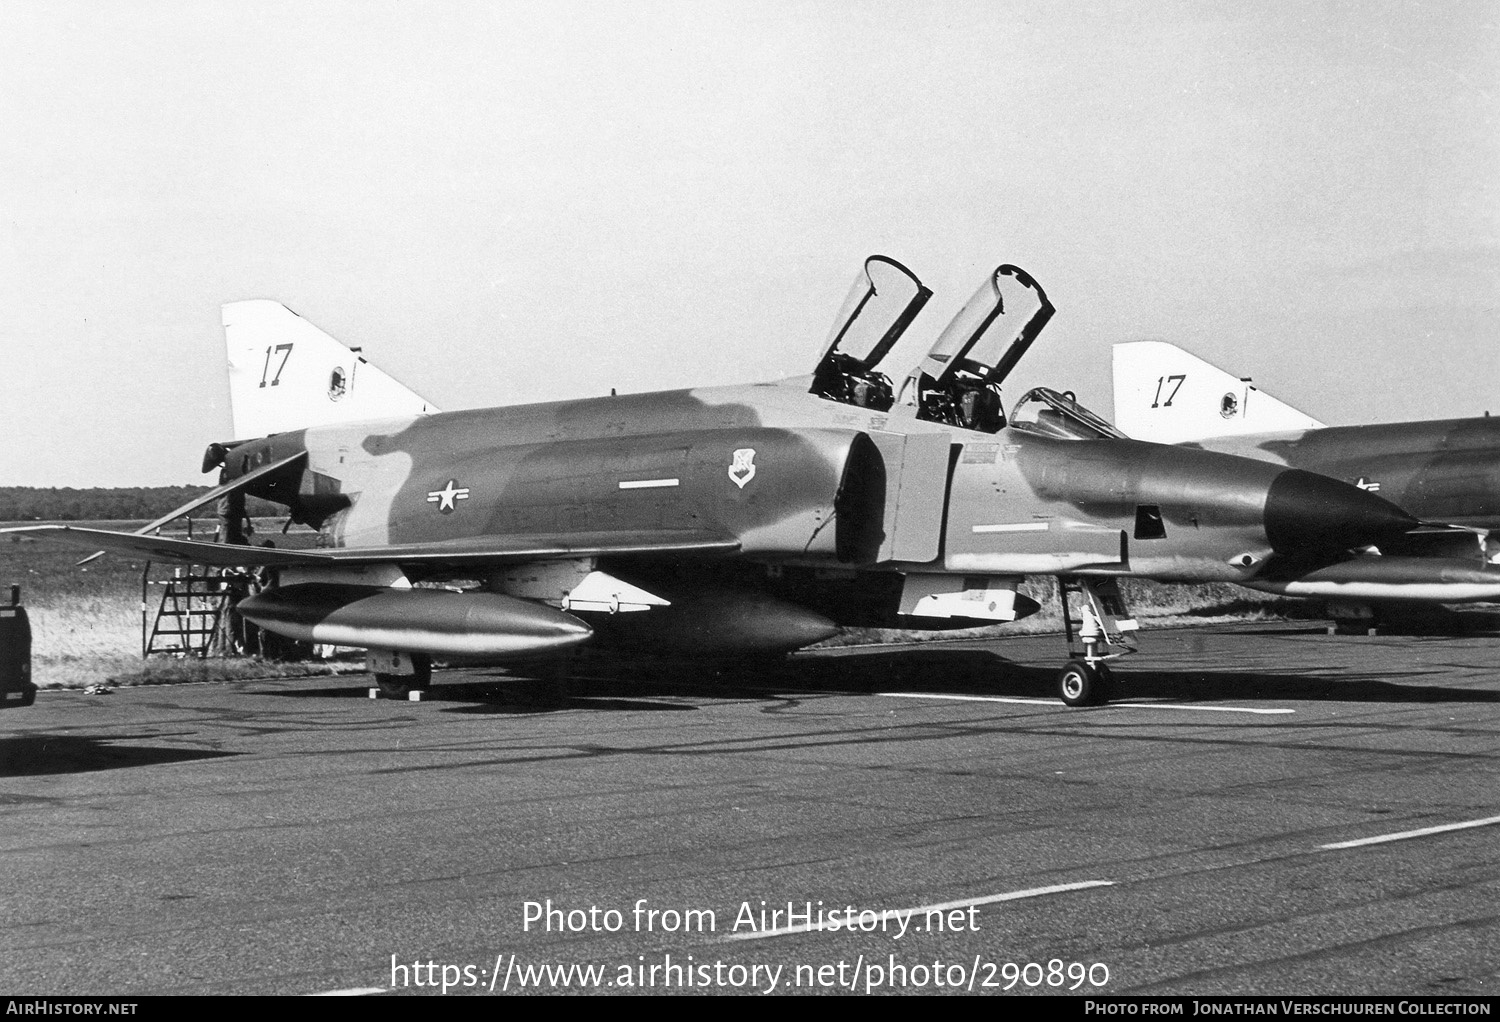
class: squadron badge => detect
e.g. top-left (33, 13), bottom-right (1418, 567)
top-left (728, 448), bottom-right (757, 489)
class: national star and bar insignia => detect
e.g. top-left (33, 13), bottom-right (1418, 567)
top-left (427, 479), bottom-right (471, 513)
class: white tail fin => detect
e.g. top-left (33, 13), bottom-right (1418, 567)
top-left (1112, 340), bottom-right (1323, 443)
top-left (222, 300), bottom-right (439, 438)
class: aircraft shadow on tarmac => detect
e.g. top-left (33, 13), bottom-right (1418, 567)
top-left (266, 644), bottom-right (1500, 710)
top-left (794, 648), bottom-right (1500, 706)
top-left (0, 733), bottom-right (238, 777)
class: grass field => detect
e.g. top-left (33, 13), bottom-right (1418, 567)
top-left (0, 520), bottom-right (357, 688)
top-left (1, 519), bottom-right (1310, 689)
top-left (1, 524), bottom-right (148, 688)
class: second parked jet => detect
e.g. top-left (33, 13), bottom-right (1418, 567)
top-left (1113, 339), bottom-right (1500, 618)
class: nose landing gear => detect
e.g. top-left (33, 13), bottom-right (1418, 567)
top-left (1057, 578), bottom-right (1138, 706)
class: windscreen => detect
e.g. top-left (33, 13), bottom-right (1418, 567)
top-left (1009, 387), bottom-right (1128, 440)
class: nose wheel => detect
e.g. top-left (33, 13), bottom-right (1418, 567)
top-left (1057, 660), bottom-right (1113, 707)
top-left (1056, 577), bottom-right (1137, 707)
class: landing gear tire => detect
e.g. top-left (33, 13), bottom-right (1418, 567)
top-left (1058, 660), bottom-right (1110, 708)
top-left (374, 654), bottom-right (432, 698)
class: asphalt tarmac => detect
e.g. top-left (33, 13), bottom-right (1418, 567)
top-left (2, 623), bottom-right (1497, 996)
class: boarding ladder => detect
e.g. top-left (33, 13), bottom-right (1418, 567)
top-left (141, 563), bottom-right (248, 658)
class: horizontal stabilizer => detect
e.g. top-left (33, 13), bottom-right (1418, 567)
top-left (69, 451), bottom-right (310, 566)
top-left (137, 451), bottom-right (308, 536)
top-left (1113, 340), bottom-right (1323, 443)
top-left (5, 524), bottom-right (741, 568)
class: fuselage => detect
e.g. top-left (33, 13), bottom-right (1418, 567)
top-left (223, 375), bottom-right (1416, 591)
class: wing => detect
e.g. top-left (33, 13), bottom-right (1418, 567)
top-left (3, 525), bottom-right (741, 568)
top-left (320, 529), bottom-right (741, 567)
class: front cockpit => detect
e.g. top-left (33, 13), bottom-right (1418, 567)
top-left (810, 351), bottom-right (896, 411)
top-left (898, 263), bottom-right (1053, 435)
top-left (808, 255), bottom-right (930, 413)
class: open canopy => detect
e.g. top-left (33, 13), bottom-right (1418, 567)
top-left (914, 264), bottom-right (1053, 387)
top-left (815, 255), bottom-right (931, 370)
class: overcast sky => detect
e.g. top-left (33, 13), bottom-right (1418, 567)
top-left (2, 1), bottom-right (1496, 487)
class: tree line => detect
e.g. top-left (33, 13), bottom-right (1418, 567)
top-left (0, 487), bottom-right (284, 523)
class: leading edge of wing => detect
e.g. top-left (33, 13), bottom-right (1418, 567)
top-left (324, 529), bottom-right (741, 565)
top-left (3, 525), bottom-right (741, 567)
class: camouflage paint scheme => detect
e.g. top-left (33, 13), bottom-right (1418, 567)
top-left (1181, 418), bottom-right (1500, 532)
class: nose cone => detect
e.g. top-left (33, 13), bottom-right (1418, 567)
top-left (1264, 469), bottom-right (1419, 554)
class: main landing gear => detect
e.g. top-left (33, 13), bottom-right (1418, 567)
top-left (370, 650), bottom-right (432, 698)
top-left (1056, 578), bottom-right (1138, 707)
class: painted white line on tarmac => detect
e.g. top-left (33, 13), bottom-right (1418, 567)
top-left (724, 881), bottom-right (1114, 942)
top-left (880, 692), bottom-right (1060, 706)
top-left (1320, 814), bottom-right (1500, 850)
top-left (1109, 702), bottom-right (1294, 715)
top-left (309, 987), bottom-right (386, 996)
top-left (880, 692), bottom-right (1292, 714)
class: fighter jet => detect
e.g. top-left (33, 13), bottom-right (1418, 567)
top-left (1113, 340), bottom-right (1500, 620)
top-left (11, 260), bottom-right (1430, 705)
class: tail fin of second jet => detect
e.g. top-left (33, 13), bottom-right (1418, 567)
top-left (1112, 340), bottom-right (1323, 443)
top-left (222, 300), bottom-right (439, 439)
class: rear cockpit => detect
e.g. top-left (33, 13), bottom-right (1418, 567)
top-left (809, 256), bottom-right (931, 412)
